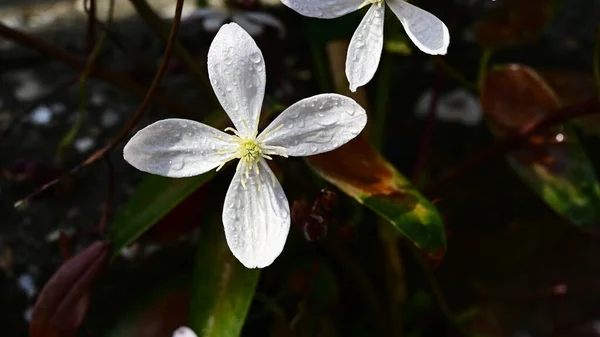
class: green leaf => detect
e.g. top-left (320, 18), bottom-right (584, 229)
top-left (188, 219), bottom-right (260, 337)
top-left (110, 172), bottom-right (215, 259)
top-left (481, 64), bottom-right (600, 227)
top-left (506, 135), bottom-right (600, 226)
top-left (306, 137), bottom-right (446, 260)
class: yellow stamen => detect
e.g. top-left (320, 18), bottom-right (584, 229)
top-left (257, 124), bottom-right (285, 141)
top-left (212, 125), bottom-right (290, 190)
top-left (359, 0), bottom-right (383, 9)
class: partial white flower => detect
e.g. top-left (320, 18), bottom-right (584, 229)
top-left (415, 88), bottom-right (482, 126)
top-left (173, 327), bottom-right (197, 337)
top-left (123, 23), bottom-right (366, 268)
top-left (280, 0), bottom-right (450, 91)
top-left (186, 8), bottom-right (286, 38)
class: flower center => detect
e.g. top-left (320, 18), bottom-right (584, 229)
top-left (359, 0), bottom-right (384, 9)
top-left (212, 125), bottom-right (288, 189)
top-left (240, 140), bottom-right (263, 164)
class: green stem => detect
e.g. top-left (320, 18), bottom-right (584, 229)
top-left (594, 25), bottom-right (600, 98)
top-left (128, 0), bottom-right (217, 105)
top-left (405, 242), bottom-right (476, 337)
top-left (309, 42), bottom-right (333, 93)
top-left (57, 0), bottom-right (114, 158)
top-left (477, 48), bottom-right (494, 91)
top-left (373, 54), bottom-right (392, 150)
top-left (434, 56), bottom-right (478, 93)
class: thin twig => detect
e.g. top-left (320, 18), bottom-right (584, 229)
top-left (85, 0), bottom-right (97, 54)
top-left (426, 97), bottom-right (600, 193)
top-left (57, 0), bottom-right (116, 156)
top-left (57, 35), bottom-right (106, 157)
top-left (13, 0), bottom-right (186, 208)
top-left (0, 22), bottom-right (194, 117)
top-left (412, 66), bottom-right (444, 184)
top-left (128, 0), bottom-right (216, 104)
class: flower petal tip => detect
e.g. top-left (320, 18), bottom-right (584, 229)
top-left (173, 327), bottom-right (198, 337)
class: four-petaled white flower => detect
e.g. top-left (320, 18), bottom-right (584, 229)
top-left (123, 23), bottom-right (367, 268)
top-left (280, 0), bottom-right (450, 92)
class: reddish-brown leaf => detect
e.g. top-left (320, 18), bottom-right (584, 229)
top-left (306, 136), bottom-right (446, 257)
top-left (481, 64), bottom-right (561, 133)
top-left (480, 64), bottom-right (600, 228)
top-left (481, 64), bottom-right (564, 166)
top-left (538, 70), bottom-right (600, 135)
top-left (474, 0), bottom-right (553, 48)
top-left (30, 241), bottom-right (110, 337)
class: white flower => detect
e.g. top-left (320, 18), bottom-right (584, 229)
top-left (123, 23), bottom-right (366, 268)
top-left (186, 8), bottom-right (286, 38)
top-left (280, 0), bottom-right (450, 92)
top-left (415, 88), bottom-right (482, 126)
top-left (173, 327), bottom-right (197, 337)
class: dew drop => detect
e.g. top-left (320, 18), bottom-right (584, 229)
top-left (250, 53), bottom-right (262, 63)
top-left (170, 157), bottom-right (185, 171)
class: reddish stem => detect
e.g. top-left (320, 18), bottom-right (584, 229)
top-left (426, 97), bottom-right (600, 193)
top-left (12, 0), bottom-right (187, 207)
top-left (85, 0), bottom-right (96, 54)
top-left (412, 66), bottom-right (444, 184)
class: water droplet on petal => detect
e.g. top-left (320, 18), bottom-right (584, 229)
top-left (250, 53), bottom-right (261, 63)
top-left (170, 157), bottom-right (185, 171)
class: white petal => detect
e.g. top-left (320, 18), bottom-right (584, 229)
top-left (280, 0), bottom-right (362, 19)
top-left (386, 0), bottom-right (450, 55)
top-left (208, 23), bottom-right (266, 137)
top-left (258, 94), bottom-right (367, 156)
top-left (123, 119), bottom-right (237, 178)
top-left (345, 4), bottom-right (385, 92)
top-left (223, 159), bottom-right (290, 268)
top-left (173, 327), bottom-right (197, 337)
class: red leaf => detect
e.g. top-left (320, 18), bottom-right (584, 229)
top-left (474, 0), bottom-right (553, 48)
top-left (30, 241), bottom-right (110, 337)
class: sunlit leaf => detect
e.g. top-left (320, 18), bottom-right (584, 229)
top-left (306, 137), bottom-right (446, 260)
top-left (31, 241), bottom-right (110, 337)
top-left (474, 0), bottom-right (553, 48)
top-left (109, 172), bottom-right (216, 259)
top-left (384, 39), bottom-right (413, 56)
top-left (481, 64), bottom-right (600, 227)
top-left (188, 218), bottom-right (260, 337)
